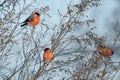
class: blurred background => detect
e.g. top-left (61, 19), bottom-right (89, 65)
top-left (0, 0), bottom-right (120, 80)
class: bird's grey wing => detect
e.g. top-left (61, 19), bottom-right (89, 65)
top-left (27, 13), bottom-right (34, 21)
top-left (24, 13), bottom-right (34, 22)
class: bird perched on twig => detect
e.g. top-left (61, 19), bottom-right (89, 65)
top-left (98, 46), bottom-right (114, 57)
top-left (21, 12), bottom-right (40, 27)
top-left (43, 48), bottom-right (54, 63)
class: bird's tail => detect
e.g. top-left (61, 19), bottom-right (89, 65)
top-left (20, 22), bottom-right (27, 27)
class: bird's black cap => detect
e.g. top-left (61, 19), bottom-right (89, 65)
top-left (35, 12), bottom-right (40, 16)
top-left (98, 45), bottom-right (103, 48)
top-left (44, 48), bottom-right (50, 51)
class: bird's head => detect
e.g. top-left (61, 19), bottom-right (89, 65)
top-left (98, 45), bottom-right (104, 48)
top-left (44, 48), bottom-right (50, 52)
top-left (35, 12), bottom-right (40, 16)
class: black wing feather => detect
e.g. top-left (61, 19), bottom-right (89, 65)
top-left (21, 13), bottom-right (34, 27)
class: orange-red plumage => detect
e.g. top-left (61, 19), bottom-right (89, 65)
top-left (21, 12), bottom-right (40, 27)
top-left (43, 48), bottom-right (54, 63)
top-left (98, 46), bottom-right (113, 56)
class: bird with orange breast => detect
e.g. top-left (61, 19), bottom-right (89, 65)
top-left (98, 46), bottom-right (114, 57)
top-left (43, 48), bottom-right (54, 63)
top-left (21, 12), bottom-right (40, 27)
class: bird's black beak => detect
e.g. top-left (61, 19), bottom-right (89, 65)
top-left (112, 51), bottom-right (114, 55)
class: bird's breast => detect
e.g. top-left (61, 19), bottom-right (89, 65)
top-left (29, 15), bottom-right (40, 27)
